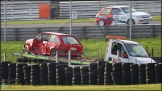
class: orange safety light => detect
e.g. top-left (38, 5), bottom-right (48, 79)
top-left (106, 36), bottom-right (126, 40)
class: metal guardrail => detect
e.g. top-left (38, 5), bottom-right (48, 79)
top-left (59, 1), bottom-right (161, 18)
top-left (0, 25), bottom-right (161, 41)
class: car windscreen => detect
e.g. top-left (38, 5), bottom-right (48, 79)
top-left (121, 7), bottom-right (137, 14)
top-left (125, 44), bottom-right (149, 57)
top-left (62, 36), bottom-right (80, 44)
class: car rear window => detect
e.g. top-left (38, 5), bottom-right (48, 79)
top-left (62, 36), bottom-right (80, 44)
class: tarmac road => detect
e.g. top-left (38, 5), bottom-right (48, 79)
top-left (1, 21), bottom-right (161, 28)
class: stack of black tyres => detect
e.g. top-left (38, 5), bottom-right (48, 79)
top-left (111, 63), bottom-right (122, 85)
top-left (23, 65), bottom-right (31, 85)
top-left (104, 62), bottom-right (113, 85)
top-left (72, 66), bottom-right (81, 85)
top-left (145, 63), bottom-right (156, 84)
top-left (30, 64), bottom-right (40, 85)
top-left (56, 64), bottom-right (67, 85)
top-left (97, 61), bottom-right (105, 85)
top-left (155, 63), bottom-right (161, 83)
top-left (16, 58), bottom-right (28, 63)
top-left (122, 63), bottom-right (132, 85)
top-left (80, 66), bottom-right (89, 85)
top-left (138, 64), bottom-right (146, 84)
top-left (47, 63), bottom-right (57, 85)
top-left (8, 63), bottom-right (16, 84)
top-left (39, 63), bottom-right (48, 85)
top-left (1, 62), bottom-right (11, 84)
top-left (0, 62), bottom-right (2, 84)
top-left (89, 62), bottom-right (97, 85)
top-left (15, 63), bottom-right (27, 85)
top-left (130, 64), bottom-right (139, 84)
top-left (65, 66), bottom-right (73, 85)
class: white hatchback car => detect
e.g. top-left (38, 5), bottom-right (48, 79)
top-left (95, 6), bottom-right (152, 26)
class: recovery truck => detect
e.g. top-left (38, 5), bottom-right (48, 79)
top-left (12, 36), bottom-right (156, 65)
top-left (104, 36), bottom-right (156, 64)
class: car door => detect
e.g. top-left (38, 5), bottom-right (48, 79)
top-left (32, 34), bottom-right (43, 54)
top-left (46, 34), bottom-right (60, 55)
top-left (109, 42), bottom-right (129, 64)
top-left (98, 8), bottom-right (113, 26)
top-left (41, 34), bottom-right (50, 55)
top-left (111, 8), bottom-right (127, 25)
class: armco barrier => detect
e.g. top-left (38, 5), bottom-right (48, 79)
top-left (0, 61), bottom-right (161, 85)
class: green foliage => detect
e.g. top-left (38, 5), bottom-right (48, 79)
top-left (1, 36), bottom-right (161, 62)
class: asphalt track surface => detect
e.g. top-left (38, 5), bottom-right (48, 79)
top-left (1, 21), bottom-right (161, 28)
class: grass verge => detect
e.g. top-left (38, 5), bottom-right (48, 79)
top-left (0, 16), bottom-right (161, 25)
top-left (2, 84), bottom-right (161, 90)
top-left (1, 36), bottom-right (161, 62)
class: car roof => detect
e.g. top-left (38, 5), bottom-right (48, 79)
top-left (105, 5), bottom-right (129, 8)
top-left (42, 32), bottom-right (71, 36)
top-left (111, 39), bottom-right (140, 44)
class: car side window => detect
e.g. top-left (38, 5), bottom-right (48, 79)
top-left (42, 34), bottom-right (50, 41)
top-left (49, 35), bottom-right (59, 42)
top-left (101, 8), bottom-right (111, 14)
top-left (112, 8), bottom-right (122, 15)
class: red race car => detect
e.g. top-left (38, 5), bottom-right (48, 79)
top-left (23, 32), bottom-right (83, 58)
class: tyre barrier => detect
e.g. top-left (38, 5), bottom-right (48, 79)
top-left (23, 65), bottom-right (31, 85)
top-left (155, 63), bottom-right (161, 83)
top-left (138, 64), bottom-right (146, 84)
top-left (89, 62), bottom-right (97, 85)
top-left (130, 64), bottom-right (139, 84)
top-left (72, 66), bottom-right (81, 85)
top-left (1, 62), bottom-right (161, 85)
top-left (0, 62), bottom-right (2, 84)
top-left (111, 63), bottom-right (122, 85)
top-left (39, 63), bottom-right (48, 85)
top-left (15, 63), bottom-right (27, 85)
top-left (47, 63), bottom-right (57, 85)
top-left (80, 66), bottom-right (89, 85)
top-left (97, 61), bottom-right (105, 85)
top-left (8, 63), bottom-right (16, 84)
top-left (104, 62), bottom-right (113, 85)
top-left (65, 67), bottom-right (73, 85)
top-left (30, 64), bottom-right (40, 85)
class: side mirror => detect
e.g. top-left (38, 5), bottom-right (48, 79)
top-left (123, 52), bottom-right (128, 58)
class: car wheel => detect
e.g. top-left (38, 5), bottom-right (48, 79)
top-left (23, 45), bottom-right (30, 54)
top-left (50, 49), bottom-right (56, 57)
top-left (127, 19), bottom-right (135, 25)
top-left (98, 20), bottom-right (105, 26)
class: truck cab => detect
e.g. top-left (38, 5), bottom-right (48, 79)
top-left (104, 36), bottom-right (156, 64)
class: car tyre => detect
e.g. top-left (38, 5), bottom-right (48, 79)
top-left (98, 20), bottom-right (105, 26)
top-left (50, 49), bottom-right (56, 57)
top-left (127, 19), bottom-right (135, 25)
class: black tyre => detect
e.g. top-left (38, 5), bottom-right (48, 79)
top-left (50, 49), bottom-right (56, 57)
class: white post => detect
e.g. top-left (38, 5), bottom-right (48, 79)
top-left (4, 0), bottom-right (7, 42)
top-left (56, 51), bottom-right (58, 63)
top-left (129, 1), bottom-right (132, 40)
top-left (4, 52), bottom-right (6, 62)
top-left (70, 0), bottom-right (72, 35)
top-left (117, 50), bottom-right (119, 63)
top-left (68, 50), bottom-right (71, 65)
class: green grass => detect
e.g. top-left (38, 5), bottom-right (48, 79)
top-left (1, 36), bottom-right (161, 62)
top-left (0, 16), bottom-right (161, 25)
top-left (152, 16), bottom-right (161, 21)
top-left (2, 84), bottom-right (161, 90)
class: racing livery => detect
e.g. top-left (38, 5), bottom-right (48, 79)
top-left (96, 6), bottom-right (152, 26)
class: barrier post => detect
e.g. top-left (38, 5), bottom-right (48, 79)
top-left (68, 50), bottom-right (71, 65)
top-left (4, 52), bottom-right (6, 62)
top-left (56, 51), bottom-right (58, 63)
